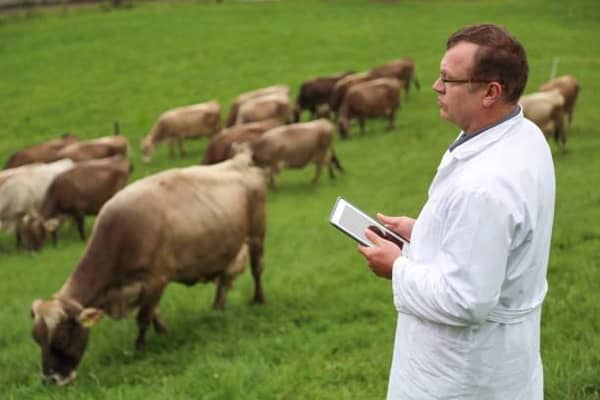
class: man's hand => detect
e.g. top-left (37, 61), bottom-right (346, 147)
top-left (376, 213), bottom-right (415, 241)
top-left (358, 228), bottom-right (403, 279)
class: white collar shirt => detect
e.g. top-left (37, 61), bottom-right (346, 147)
top-left (387, 108), bottom-right (555, 399)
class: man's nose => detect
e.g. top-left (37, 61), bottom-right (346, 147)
top-left (432, 77), bottom-right (444, 93)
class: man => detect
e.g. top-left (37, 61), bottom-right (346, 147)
top-left (358, 24), bottom-right (555, 399)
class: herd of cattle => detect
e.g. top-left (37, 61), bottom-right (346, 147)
top-left (0, 55), bottom-right (580, 385)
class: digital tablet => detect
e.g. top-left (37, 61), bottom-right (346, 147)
top-left (328, 197), bottom-right (409, 249)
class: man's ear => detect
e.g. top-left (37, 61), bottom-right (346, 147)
top-left (77, 308), bottom-right (103, 328)
top-left (482, 81), bottom-right (504, 107)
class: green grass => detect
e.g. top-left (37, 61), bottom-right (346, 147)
top-left (1, 0), bottom-right (600, 398)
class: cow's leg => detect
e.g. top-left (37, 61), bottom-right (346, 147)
top-left (553, 109), bottom-right (567, 153)
top-left (75, 214), bottom-right (86, 240)
top-left (249, 239), bottom-right (265, 304)
top-left (312, 156), bottom-right (325, 184)
top-left (152, 308), bottom-right (168, 334)
top-left (135, 283), bottom-right (167, 347)
top-left (327, 152), bottom-right (336, 180)
top-left (388, 108), bottom-right (397, 130)
top-left (135, 305), bottom-right (153, 347)
top-left (168, 139), bottom-right (175, 158)
top-left (177, 137), bottom-right (186, 157)
top-left (15, 225), bottom-right (22, 250)
top-left (51, 229), bottom-right (58, 246)
top-left (212, 276), bottom-right (228, 310)
top-left (212, 245), bottom-right (248, 309)
top-left (136, 302), bottom-right (163, 348)
top-left (268, 163), bottom-right (280, 189)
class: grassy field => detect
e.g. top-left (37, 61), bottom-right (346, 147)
top-left (1, 0), bottom-right (600, 398)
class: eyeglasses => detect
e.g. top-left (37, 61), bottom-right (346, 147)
top-left (438, 76), bottom-right (503, 87)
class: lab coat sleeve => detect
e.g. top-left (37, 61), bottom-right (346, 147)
top-left (391, 188), bottom-right (514, 326)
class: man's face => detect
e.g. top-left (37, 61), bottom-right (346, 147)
top-left (433, 41), bottom-right (486, 132)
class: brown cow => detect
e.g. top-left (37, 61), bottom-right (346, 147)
top-left (201, 119), bottom-right (283, 165)
top-left (251, 119), bottom-right (343, 187)
top-left (140, 101), bottom-right (221, 162)
top-left (3, 133), bottom-right (78, 169)
top-left (370, 57), bottom-right (420, 95)
top-left (520, 89), bottom-right (568, 152)
top-left (293, 71), bottom-right (354, 122)
top-left (22, 155), bottom-right (133, 249)
top-left (539, 74), bottom-right (579, 124)
top-left (30, 152), bottom-right (267, 385)
top-left (337, 78), bottom-right (401, 139)
top-left (235, 92), bottom-right (293, 126)
top-left (56, 135), bottom-right (128, 162)
top-left (328, 72), bottom-right (375, 116)
top-left (224, 85), bottom-right (290, 127)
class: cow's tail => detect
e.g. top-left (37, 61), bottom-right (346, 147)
top-left (413, 73), bottom-right (421, 91)
top-left (113, 121), bottom-right (121, 135)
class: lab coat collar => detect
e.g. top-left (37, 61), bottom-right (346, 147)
top-left (450, 106), bottom-right (523, 161)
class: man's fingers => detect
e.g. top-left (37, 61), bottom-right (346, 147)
top-left (364, 228), bottom-right (381, 245)
top-left (376, 212), bottom-right (390, 223)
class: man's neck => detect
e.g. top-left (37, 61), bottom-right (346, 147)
top-left (463, 103), bottom-right (517, 135)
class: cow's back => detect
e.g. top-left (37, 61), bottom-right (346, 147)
top-left (329, 72), bottom-right (373, 111)
top-left (236, 93), bottom-right (291, 125)
top-left (45, 158), bottom-right (131, 215)
top-left (254, 119), bottom-right (333, 168)
top-left (87, 167), bottom-right (264, 286)
top-left (345, 79), bottom-right (399, 116)
top-left (202, 121), bottom-right (279, 165)
top-left (3, 134), bottom-right (78, 169)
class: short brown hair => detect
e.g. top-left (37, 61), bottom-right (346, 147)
top-left (447, 24), bottom-right (528, 103)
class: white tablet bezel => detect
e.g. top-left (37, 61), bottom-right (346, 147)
top-left (329, 197), bottom-right (409, 248)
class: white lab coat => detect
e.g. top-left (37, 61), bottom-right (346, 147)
top-left (388, 108), bottom-right (555, 399)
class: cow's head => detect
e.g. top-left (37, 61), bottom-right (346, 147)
top-left (20, 213), bottom-right (61, 252)
top-left (140, 137), bottom-right (154, 163)
top-left (31, 298), bottom-right (103, 385)
top-left (338, 118), bottom-right (350, 139)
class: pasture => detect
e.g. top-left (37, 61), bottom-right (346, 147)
top-left (1, 0), bottom-right (599, 398)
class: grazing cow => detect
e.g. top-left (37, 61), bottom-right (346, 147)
top-left (328, 72), bottom-right (375, 116)
top-left (337, 78), bottom-right (401, 139)
top-left (539, 74), bottom-right (580, 124)
top-left (235, 92), bottom-right (293, 126)
top-left (201, 119), bottom-right (283, 165)
top-left (370, 57), bottom-right (420, 95)
top-left (520, 89), bottom-right (568, 152)
top-left (30, 152), bottom-right (267, 385)
top-left (293, 71), bottom-right (354, 122)
top-left (224, 85), bottom-right (290, 127)
top-left (0, 163), bottom-right (42, 188)
top-left (140, 101), bottom-right (221, 162)
top-left (22, 155), bottom-right (133, 249)
top-left (0, 159), bottom-right (75, 250)
top-left (251, 119), bottom-right (343, 187)
top-left (57, 135), bottom-right (128, 162)
top-left (3, 133), bottom-right (78, 169)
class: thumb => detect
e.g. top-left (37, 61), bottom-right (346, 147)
top-left (376, 212), bottom-right (392, 223)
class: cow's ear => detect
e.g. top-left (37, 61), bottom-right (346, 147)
top-left (44, 218), bottom-right (60, 233)
top-left (31, 299), bottom-right (43, 319)
top-left (77, 308), bottom-right (103, 328)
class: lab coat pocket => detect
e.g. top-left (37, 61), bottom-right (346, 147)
top-left (405, 320), bottom-right (472, 397)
